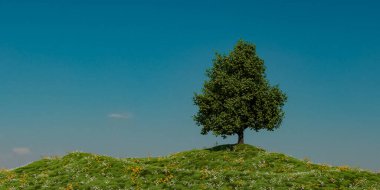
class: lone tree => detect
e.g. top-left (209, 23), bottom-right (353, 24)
top-left (193, 40), bottom-right (287, 144)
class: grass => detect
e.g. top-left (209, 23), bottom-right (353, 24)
top-left (0, 144), bottom-right (379, 189)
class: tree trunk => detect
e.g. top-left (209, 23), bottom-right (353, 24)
top-left (237, 131), bottom-right (244, 144)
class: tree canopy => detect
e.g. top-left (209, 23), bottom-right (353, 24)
top-left (193, 40), bottom-right (287, 144)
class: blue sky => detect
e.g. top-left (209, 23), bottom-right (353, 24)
top-left (1, 0), bottom-right (380, 171)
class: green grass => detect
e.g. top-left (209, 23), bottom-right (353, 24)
top-left (1, 144), bottom-right (379, 189)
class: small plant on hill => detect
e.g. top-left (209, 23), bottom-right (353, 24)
top-left (194, 40), bottom-right (287, 144)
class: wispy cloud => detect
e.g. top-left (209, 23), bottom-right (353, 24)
top-left (107, 113), bottom-right (131, 119)
top-left (12, 147), bottom-right (31, 155)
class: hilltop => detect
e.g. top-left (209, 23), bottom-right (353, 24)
top-left (0, 144), bottom-right (379, 189)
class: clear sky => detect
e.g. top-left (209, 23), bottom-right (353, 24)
top-left (1, 0), bottom-right (379, 171)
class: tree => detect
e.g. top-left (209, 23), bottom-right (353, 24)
top-left (193, 40), bottom-right (287, 144)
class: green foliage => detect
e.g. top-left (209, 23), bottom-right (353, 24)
top-left (1, 144), bottom-right (379, 189)
top-left (194, 40), bottom-right (287, 143)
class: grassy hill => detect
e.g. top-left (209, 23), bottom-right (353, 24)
top-left (0, 144), bottom-right (379, 189)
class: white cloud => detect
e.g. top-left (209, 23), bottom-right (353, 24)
top-left (12, 147), bottom-right (31, 155)
top-left (107, 113), bottom-right (131, 119)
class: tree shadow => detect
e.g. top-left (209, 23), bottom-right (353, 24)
top-left (206, 144), bottom-right (236, 152)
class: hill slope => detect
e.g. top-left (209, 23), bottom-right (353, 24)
top-left (0, 144), bottom-right (379, 189)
